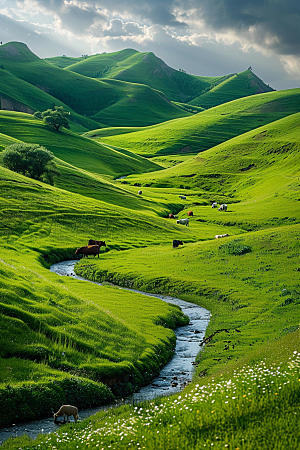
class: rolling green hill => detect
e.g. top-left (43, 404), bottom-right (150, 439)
top-left (0, 67), bottom-right (104, 133)
top-left (0, 111), bottom-right (162, 178)
top-left (65, 48), bottom-right (229, 103)
top-left (121, 112), bottom-right (300, 230)
top-left (45, 55), bottom-right (87, 69)
top-left (190, 69), bottom-right (274, 108)
top-left (52, 49), bottom-right (273, 106)
top-left (98, 88), bottom-right (300, 157)
top-left (0, 42), bottom-right (190, 128)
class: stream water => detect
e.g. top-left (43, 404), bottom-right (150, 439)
top-left (0, 260), bottom-right (210, 444)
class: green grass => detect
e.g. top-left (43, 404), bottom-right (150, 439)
top-left (99, 88), bottom-right (300, 157)
top-left (189, 69), bottom-right (274, 109)
top-left (3, 331), bottom-right (299, 449)
top-left (0, 47), bottom-right (299, 447)
top-left (65, 49), bottom-right (228, 103)
top-left (0, 166), bottom-right (193, 426)
top-left (83, 126), bottom-right (151, 139)
top-left (0, 68), bottom-right (102, 133)
top-left (45, 55), bottom-right (87, 69)
top-left (0, 42), bottom-right (190, 128)
top-left (122, 112), bottom-right (300, 229)
top-left (74, 224), bottom-right (300, 370)
top-left (0, 111), bottom-right (162, 178)
top-left (89, 79), bottom-right (191, 127)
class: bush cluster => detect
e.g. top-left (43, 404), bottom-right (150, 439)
top-left (0, 377), bottom-right (114, 427)
top-left (219, 239), bottom-right (252, 256)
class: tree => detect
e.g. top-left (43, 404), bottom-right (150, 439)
top-left (1, 143), bottom-right (60, 185)
top-left (41, 106), bottom-right (70, 131)
top-left (33, 111), bottom-right (43, 119)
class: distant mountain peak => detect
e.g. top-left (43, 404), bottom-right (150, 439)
top-left (0, 42), bottom-right (39, 61)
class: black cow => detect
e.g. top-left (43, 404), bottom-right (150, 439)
top-left (173, 240), bottom-right (183, 248)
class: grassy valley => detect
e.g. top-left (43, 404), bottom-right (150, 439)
top-left (95, 88), bottom-right (300, 157)
top-left (0, 41), bottom-right (299, 450)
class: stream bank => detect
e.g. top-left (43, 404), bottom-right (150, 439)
top-left (0, 260), bottom-right (209, 444)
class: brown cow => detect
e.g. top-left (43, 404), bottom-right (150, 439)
top-left (188, 211), bottom-right (193, 217)
top-left (75, 245), bottom-right (100, 258)
top-left (88, 239), bottom-right (106, 247)
top-left (169, 213), bottom-right (175, 219)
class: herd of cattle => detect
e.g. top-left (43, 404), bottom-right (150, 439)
top-left (170, 201), bottom-right (229, 248)
top-left (75, 202), bottom-right (229, 257)
top-left (169, 202), bottom-right (228, 227)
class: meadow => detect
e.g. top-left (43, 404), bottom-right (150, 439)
top-left (97, 88), bottom-right (300, 157)
top-left (0, 165), bottom-right (191, 428)
top-left (3, 331), bottom-right (299, 449)
top-left (0, 42), bottom-right (299, 449)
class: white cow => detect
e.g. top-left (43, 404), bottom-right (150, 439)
top-left (215, 234), bottom-right (229, 239)
top-left (177, 218), bottom-right (189, 226)
top-left (212, 202), bottom-right (217, 208)
top-left (218, 204), bottom-right (227, 212)
top-left (179, 195), bottom-right (186, 199)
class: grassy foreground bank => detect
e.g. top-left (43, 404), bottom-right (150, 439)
top-left (2, 330), bottom-right (299, 449)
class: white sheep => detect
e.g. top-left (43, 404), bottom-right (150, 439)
top-left (54, 405), bottom-right (79, 423)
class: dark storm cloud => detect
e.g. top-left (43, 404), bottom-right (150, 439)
top-left (12, 0), bottom-right (299, 58)
top-left (147, 5), bottom-right (185, 27)
top-left (189, 0), bottom-right (300, 57)
top-left (58, 3), bottom-right (107, 34)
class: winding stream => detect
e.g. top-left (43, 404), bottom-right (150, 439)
top-left (0, 260), bottom-right (210, 444)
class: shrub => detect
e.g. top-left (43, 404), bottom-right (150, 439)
top-left (219, 239), bottom-right (252, 256)
top-left (1, 143), bottom-right (60, 185)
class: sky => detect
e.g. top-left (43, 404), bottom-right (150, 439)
top-left (0, 0), bottom-right (299, 90)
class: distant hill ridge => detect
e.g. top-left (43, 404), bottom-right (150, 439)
top-left (0, 41), bottom-right (39, 62)
top-left (0, 41), bottom-right (275, 130)
top-left (0, 42), bottom-right (190, 130)
top-left (46, 47), bottom-right (274, 105)
top-left (189, 69), bottom-right (274, 109)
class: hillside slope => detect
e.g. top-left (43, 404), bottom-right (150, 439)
top-left (189, 69), bottom-right (274, 108)
top-left (0, 111), bottom-right (162, 177)
top-left (98, 88), bottom-right (300, 157)
top-left (65, 49), bottom-right (228, 103)
top-left (124, 112), bottom-right (300, 229)
top-left (0, 42), bottom-right (190, 127)
top-left (0, 68), bottom-right (102, 133)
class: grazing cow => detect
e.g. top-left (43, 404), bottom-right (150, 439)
top-left (138, 190), bottom-right (142, 195)
top-left (211, 202), bottom-right (217, 208)
top-left (88, 239), bottom-right (106, 248)
top-left (75, 245), bottom-right (100, 258)
top-left (215, 234), bottom-right (229, 239)
top-left (218, 204), bottom-right (227, 212)
top-left (173, 239), bottom-right (183, 248)
top-left (169, 213), bottom-right (175, 219)
top-left (188, 211), bottom-right (193, 217)
top-left (176, 218), bottom-right (189, 226)
top-left (179, 195), bottom-right (186, 200)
